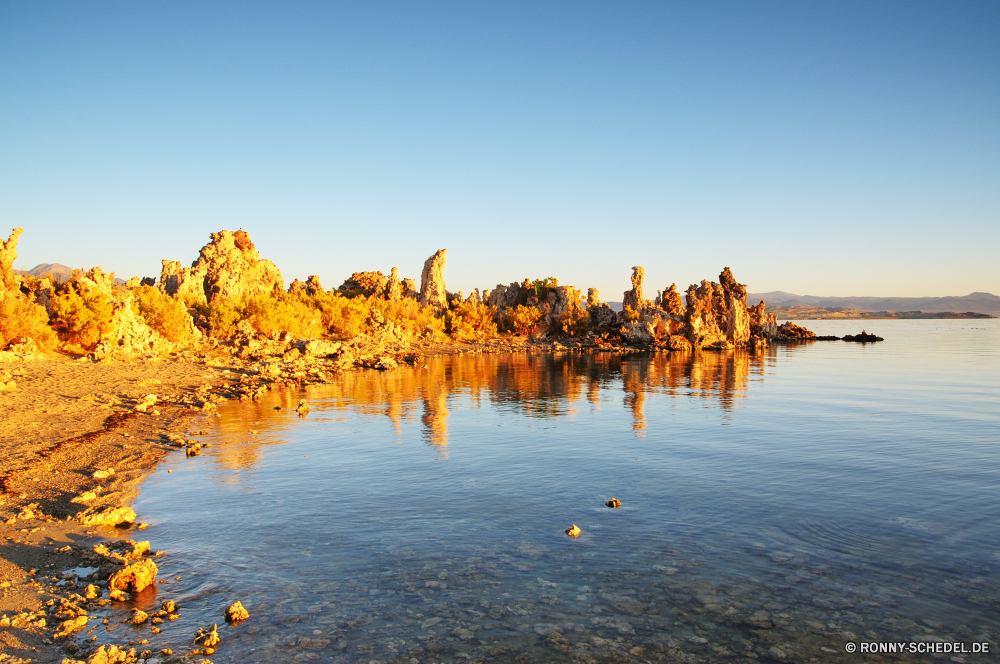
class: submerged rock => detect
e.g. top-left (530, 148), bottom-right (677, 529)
top-left (194, 623), bottom-right (221, 648)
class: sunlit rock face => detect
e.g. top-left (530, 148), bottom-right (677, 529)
top-left (420, 249), bottom-right (448, 310)
top-left (1, 227), bottom-right (24, 293)
top-left (621, 266), bottom-right (646, 313)
top-left (160, 230), bottom-right (284, 305)
top-left (719, 267), bottom-right (751, 346)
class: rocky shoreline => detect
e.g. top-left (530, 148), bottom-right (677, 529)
top-left (0, 227), bottom-right (887, 663)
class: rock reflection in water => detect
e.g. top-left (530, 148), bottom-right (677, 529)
top-left (208, 349), bottom-right (770, 470)
top-left (135, 334), bottom-right (1000, 664)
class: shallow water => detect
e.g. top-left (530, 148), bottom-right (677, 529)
top-left (122, 320), bottom-right (999, 663)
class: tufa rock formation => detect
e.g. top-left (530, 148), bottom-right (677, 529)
top-left (749, 300), bottom-right (778, 338)
top-left (719, 267), bottom-right (751, 346)
top-left (657, 284), bottom-right (684, 316)
top-left (289, 275), bottom-right (325, 297)
top-left (621, 266), bottom-right (646, 313)
top-left (339, 271), bottom-right (387, 297)
top-left (577, 264), bottom-right (789, 349)
top-left (160, 230), bottom-right (284, 305)
top-left (685, 281), bottom-right (728, 349)
top-left (1, 227), bottom-right (24, 293)
top-left (420, 249), bottom-right (448, 310)
top-left (385, 267), bottom-right (403, 301)
top-left (304, 275), bottom-right (323, 296)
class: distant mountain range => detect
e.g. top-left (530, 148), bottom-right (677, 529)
top-left (748, 291), bottom-right (1000, 316)
top-left (16, 263), bottom-right (126, 285)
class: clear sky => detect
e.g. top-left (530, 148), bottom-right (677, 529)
top-left (2, 1), bottom-right (997, 300)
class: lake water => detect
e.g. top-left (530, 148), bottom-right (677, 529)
top-left (122, 320), bottom-right (999, 663)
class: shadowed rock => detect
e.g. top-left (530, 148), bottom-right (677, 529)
top-left (719, 267), bottom-right (751, 346)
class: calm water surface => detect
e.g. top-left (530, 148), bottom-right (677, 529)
top-left (123, 320), bottom-right (999, 663)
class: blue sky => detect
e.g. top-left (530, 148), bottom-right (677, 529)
top-left (2, 1), bottom-right (997, 299)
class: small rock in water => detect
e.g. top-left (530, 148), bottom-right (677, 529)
top-left (194, 623), bottom-right (221, 648)
top-left (843, 330), bottom-right (884, 342)
top-left (224, 601), bottom-right (249, 623)
top-left (162, 601), bottom-right (177, 613)
top-left (108, 559), bottom-right (158, 593)
top-left (565, 524), bottom-right (581, 538)
top-left (131, 609), bottom-right (149, 625)
top-left (605, 498), bottom-right (621, 508)
top-left (186, 443), bottom-right (202, 457)
top-left (296, 399), bottom-right (310, 414)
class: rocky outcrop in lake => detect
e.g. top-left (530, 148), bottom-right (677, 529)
top-left (6, 224), bottom-right (835, 363)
